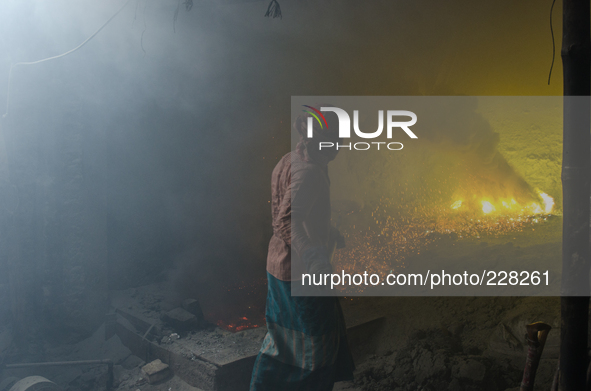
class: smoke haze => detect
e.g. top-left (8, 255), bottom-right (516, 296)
top-left (0, 0), bottom-right (561, 327)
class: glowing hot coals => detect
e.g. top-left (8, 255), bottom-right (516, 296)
top-left (539, 192), bottom-right (554, 214)
top-left (331, 189), bottom-right (557, 289)
top-left (451, 190), bottom-right (555, 217)
top-left (481, 201), bottom-right (495, 214)
top-left (205, 277), bottom-right (267, 332)
top-left (217, 316), bottom-right (261, 332)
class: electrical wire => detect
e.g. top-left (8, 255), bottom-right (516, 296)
top-left (3, 0), bottom-right (132, 118)
top-left (548, 0), bottom-right (557, 85)
top-left (141, 0), bottom-right (148, 55)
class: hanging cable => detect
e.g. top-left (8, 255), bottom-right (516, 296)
top-left (141, 0), bottom-right (148, 55)
top-left (547, 0), bottom-right (557, 85)
top-left (3, 0), bottom-right (132, 118)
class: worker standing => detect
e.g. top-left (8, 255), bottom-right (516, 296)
top-left (249, 107), bottom-right (355, 391)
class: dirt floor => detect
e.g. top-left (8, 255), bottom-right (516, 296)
top-left (9, 295), bottom-right (557, 391)
top-left (333, 295), bottom-right (561, 391)
top-left (0, 297), bottom-right (565, 391)
top-left (331, 214), bottom-right (565, 391)
top-left (0, 216), bottom-right (572, 391)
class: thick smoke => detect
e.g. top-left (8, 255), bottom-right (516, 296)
top-left (0, 0), bottom-right (559, 333)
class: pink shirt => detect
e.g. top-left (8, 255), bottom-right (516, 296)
top-left (266, 152), bottom-right (331, 281)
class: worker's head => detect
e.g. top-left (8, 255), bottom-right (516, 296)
top-left (294, 105), bottom-right (341, 162)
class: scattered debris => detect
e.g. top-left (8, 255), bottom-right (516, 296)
top-left (161, 308), bottom-right (201, 333)
top-left (351, 328), bottom-right (520, 391)
top-left (181, 299), bottom-right (205, 323)
top-left (141, 359), bottom-right (170, 384)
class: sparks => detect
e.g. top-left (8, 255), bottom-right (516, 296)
top-left (481, 201), bottom-right (495, 214)
top-left (538, 192), bottom-right (554, 214)
top-left (451, 200), bottom-right (462, 209)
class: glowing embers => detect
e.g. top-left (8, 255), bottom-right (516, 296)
top-left (481, 201), bottom-right (495, 214)
top-left (206, 277), bottom-right (267, 332)
top-left (450, 190), bottom-right (555, 217)
top-left (451, 200), bottom-right (462, 210)
top-left (501, 199), bottom-right (517, 209)
top-left (216, 317), bottom-right (261, 332)
top-left (331, 193), bottom-right (557, 293)
top-left (538, 192), bottom-right (554, 214)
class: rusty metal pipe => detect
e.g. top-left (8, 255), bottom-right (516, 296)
top-left (520, 322), bottom-right (552, 391)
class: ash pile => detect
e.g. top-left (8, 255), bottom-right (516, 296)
top-left (352, 328), bottom-right (520, 391)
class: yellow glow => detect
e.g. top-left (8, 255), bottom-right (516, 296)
top-left (528, 202), bottom-right (543, 214)
top-left (451, 200), bottom-right (462, 210)
top-left (481, 201), bottom-right (495, 214)
top-left (502, 201), bottom-right (509, 208)
top-left (539, 192), bottom-right (554, 214)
